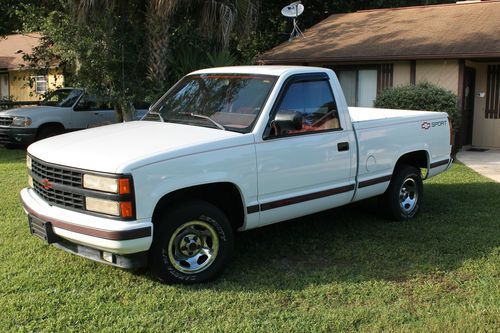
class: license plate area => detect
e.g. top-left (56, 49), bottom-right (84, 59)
top-left (28, 215), bottom-right (60, 244)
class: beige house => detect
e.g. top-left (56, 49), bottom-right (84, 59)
top-left (0, 33), bottom-right (64, 102)
top-left (258, 0), bottom-right (500, 148)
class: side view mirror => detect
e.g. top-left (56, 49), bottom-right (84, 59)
top-left (270, 110), bottom-right (303, 136)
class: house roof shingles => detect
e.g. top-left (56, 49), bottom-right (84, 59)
top-left (259, 1), bottom-right (500, 63)
top-left (0, 33), bottom-right (41, 70)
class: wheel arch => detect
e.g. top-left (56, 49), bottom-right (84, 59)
top-left (393, 150), bottom-right (429, 178)
top-left (36, 122), bottom-right (65, 138)
top-left (151, 182), bottom-right (246, 231)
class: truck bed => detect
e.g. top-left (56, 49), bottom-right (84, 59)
top-left (348, 107), bottom-right (446, 129)
top-left (347, 106), bottom-right (450, 202)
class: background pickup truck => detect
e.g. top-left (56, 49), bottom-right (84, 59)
top-left (0, 88), bottom-right (148, 148)
top-left (20, 66), bottom-right (452, 284)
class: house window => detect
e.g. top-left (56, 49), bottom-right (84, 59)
top-left (0, 73), bottom-right (9, 99)
top-left (486, 65), bottom-right (500, 119)
top-left (336, 64), bottom-right (393, 107)
top-left (337, 69), bottom-right (377, 107)
top-left (35, 75), bottom-right (48, 94)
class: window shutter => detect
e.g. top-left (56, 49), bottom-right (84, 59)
top-left (486, 65), bottom-right (500, 119)
top-left (377, 64), bottom-right (393, 93)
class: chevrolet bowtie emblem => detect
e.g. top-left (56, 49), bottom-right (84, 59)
top-left (41, 178), bottom-right (53, 190)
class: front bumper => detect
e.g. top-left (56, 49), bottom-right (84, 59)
top-left (0, 127), bottom-right (37, 145)
top-left (20, 187), bottom-right (153, 268)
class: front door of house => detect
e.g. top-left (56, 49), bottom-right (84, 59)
top-left (462, 67), bottom-right (476, 146)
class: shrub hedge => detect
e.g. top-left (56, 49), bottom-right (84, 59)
top-left (374, 82), bottom-right (461, 126)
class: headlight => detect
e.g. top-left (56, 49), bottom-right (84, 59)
top-left (83, 174), bottom-right (130, 194)
top-left (11, 116), bottom-right (32, 127)
top-left (85, 197), bottom-right (133, 218)
top-left (28, 175), bottom-right (33, 188)
top-left (83, 174), bottom-right (134, 218)
top-left (85, 197), bottom-right (120, 216)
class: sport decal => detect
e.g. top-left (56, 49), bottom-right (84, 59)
top-left (421, 120), bottom-right (447, 130)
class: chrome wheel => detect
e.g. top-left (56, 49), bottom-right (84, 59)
top-left (167, 220), bottom-right (219, 274)
top-left (399, 177), bottom-right (418, 214)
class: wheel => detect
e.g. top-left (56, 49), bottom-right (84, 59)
top-left (379, 164), bottom-right (423, 220)
top-left (151, 200), bottom-right (234, 284)
top-left (36, 125), bottom-right (63, 141)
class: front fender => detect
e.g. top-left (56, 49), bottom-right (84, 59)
top-left (131, 144), bottom-right (259, 223)
top-left (29, 109), bottom-right (71, 129)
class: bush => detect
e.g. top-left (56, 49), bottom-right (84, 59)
top-left (374, 82), bottom-right (461, 126)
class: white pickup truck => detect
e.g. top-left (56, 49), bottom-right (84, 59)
top-left (20, 66), bottom-right (452, 284)
top-left (0, 88), bottom-right (147, 148)
top-left (0, 88), bottom-right (117, 147)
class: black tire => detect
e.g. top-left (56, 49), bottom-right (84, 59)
top-left (379, 164), bottom-right (423, 221)
top-left (36, 125), bottom-right (63, 141)
top-left (151, 200), bottom-right (234, 284)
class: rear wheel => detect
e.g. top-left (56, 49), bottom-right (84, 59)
top-left (151, 200), bottom-right (234, 284)
top-left (380, 164), bottom-right (423, 220)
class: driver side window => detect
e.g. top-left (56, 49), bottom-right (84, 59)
top-left (74, 94), bottom-right (98, 111)
top-left (271, 80), bottom-right (340, 137)
top-left (74, 95), bottom-right (113, 111)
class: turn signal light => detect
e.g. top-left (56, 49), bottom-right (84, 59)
top-left (118, 178), bottom-right (131, 194)
top-left (120, 201), bottom-right (133, 218)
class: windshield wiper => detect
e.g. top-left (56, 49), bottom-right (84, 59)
top-left (177, 112), bottom-right (225, 130)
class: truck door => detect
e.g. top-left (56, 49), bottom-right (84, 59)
top-left (255, 73), bottom-right (355, 226)
top-left (72, 94), bottom-right (115, 129)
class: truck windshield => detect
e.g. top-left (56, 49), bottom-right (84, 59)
top-left (41, 89), bottom-right (83, 107)
top-left (146, 74), bottom-right (277, 133)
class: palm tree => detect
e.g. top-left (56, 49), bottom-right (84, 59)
top-left (71, 0), bottom-right (259, 92)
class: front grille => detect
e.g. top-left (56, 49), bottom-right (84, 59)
top-left (31, 157), bottom-right (85, 210)
top-left (33, 178), bottom-right (85, 209)
top-left (32, 158), bottom-right (82, 187)
top-left (0, 116), bottom-right (13, 126)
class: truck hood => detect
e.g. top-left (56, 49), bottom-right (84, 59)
top-left (27, 121), bottom-right (253, 173)
top-left (0, 106), bottom-right (59, 117)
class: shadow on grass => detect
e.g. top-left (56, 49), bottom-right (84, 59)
top-left (0, 147), bottom-right (26, 164)
top-left (177, 180), bottom-right (499, 291)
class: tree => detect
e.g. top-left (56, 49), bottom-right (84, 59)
top-left (20, 1), bottom-right (148, 120)
top-left (73, 0), bottom-right (259, 95)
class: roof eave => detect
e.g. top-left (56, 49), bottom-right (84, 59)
top-left (257, 52), bottom-right (500, 64)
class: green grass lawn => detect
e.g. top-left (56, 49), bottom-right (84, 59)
top-left (1, 147), bottom-right (499, 332)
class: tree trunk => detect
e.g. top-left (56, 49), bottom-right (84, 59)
top-left (145, 1), bottom-right (173, 94)
top-left (114, 103), bottom-right (124, 123)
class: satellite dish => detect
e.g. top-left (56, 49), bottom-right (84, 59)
top-left (281, 2), bottom-right (304, 18)
top-left (281, 1), bottom-right (305, 41)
